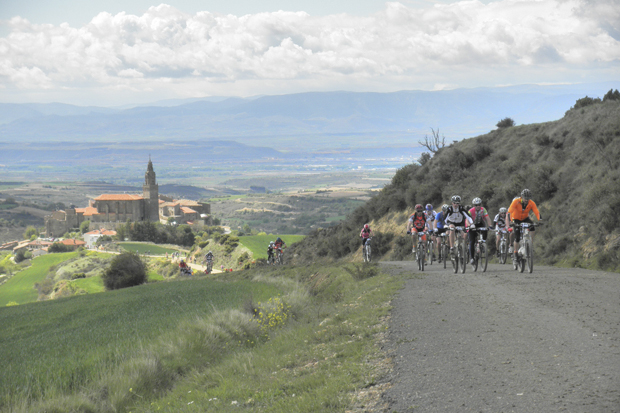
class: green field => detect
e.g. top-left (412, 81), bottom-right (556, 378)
top-left (239, 234), bottom-right (306, 259)
top-left (118, 242), bottom-right (179, 255)
top-left (0, 277), bottom-right (281, 409)
top-left (0, 252), bottom-right (78, 306)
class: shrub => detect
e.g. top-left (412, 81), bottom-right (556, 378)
top-left (497, 117), bottom-right (515, 128)
top-left (49, 242), bottom-right (72, 253)
top-left (572, 96), bottom-right (601, 110)
top-left (102, 252), bottom-right (146, 290)
top-left (602, 89), bottom-right (620, 102)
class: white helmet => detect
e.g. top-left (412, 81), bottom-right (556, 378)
top-left (472, 197), bottom-right (482, 206)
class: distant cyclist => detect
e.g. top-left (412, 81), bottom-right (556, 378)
top-left (433, 204), bottom-right (449, 262)
top-left (360, 224), bottom-right (372, 249)
top-left (468, 197), bottom-right (493, 264)
top-left (507, 189), bottom-right (542, 261)
top-left (267, 242), bottom-right (275, 264)
top-left (407, 204), bottom-right (430, 253)
top-left (493, 207), bottom-right (509, 257)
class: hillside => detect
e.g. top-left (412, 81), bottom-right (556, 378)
top-left (290, 95), bottom-right (620, 271)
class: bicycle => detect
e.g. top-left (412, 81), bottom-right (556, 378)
top-left (205, 259), bottom-right (213, 274)
top-left (415, 232), bottom-right (426, 271)
top-left (496, 228), bottom-right (510, 264)
top-left (426, 231), bottom-right (435, 265)
top-left (363, 237), bottom-right (372, 263)
top-left (438, 232), bottom-right (449, 269)
top-left (275, 247), bottom-right (284, 265)
top-left (449, 227), bottom-right (467, 274)
top-left (469, 227), bottom-right (488, 272)
top-left (512, 222), bottom-right (542, 273)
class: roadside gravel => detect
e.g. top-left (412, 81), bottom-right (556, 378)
top-left (379, 262), bottom-right (620, 413)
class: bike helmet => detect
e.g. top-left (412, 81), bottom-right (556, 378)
top-left (425, 204), bottom-right (433, 211)
top-left (364, 224), bottom-right (369, 229)
top-left (415, 204), bottom-right (424, 212)
top-left (451, 195), bottom-right (461, 204)
top-left (208, 251), bottom-right (212, 254)
top-left (276, 237), bottom-right (282, 242)
top-left (521, 189), bottom-right (531, 201)
top-left (499, 207), bottom-right (507, 214)
top-left (442, 204), bottom-right (449, 213)
top-left (472, 197), bottom-right (482, 206)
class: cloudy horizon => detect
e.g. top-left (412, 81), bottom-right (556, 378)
top-left (1, 0), bottom-right (619, 106)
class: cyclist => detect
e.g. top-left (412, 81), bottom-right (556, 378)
top-left (204, 250), bottom-right (214, 273)
top-left (360, 224), bottom-right (372, 250)
top-left (445, 195), bottom-right (474, 256)
top-left (267, 242), bottom-right (275, 264)
top-left (274, 237), bottom-right (286, 249)
top-left (425, 204), bottom-right (437, 258)
top-left (407, 204), bottom-right (430, 253)
top-left (468, 198), bottom-right (493, 264)
top-left (433, 204), bottom-right (449, 262)
top-left (507, 189), bottom-right (542, 261)
top-left (493, 207), bottom-right (509, 257)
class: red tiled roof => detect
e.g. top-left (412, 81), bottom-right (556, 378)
top-left (60, 239), bottom-right (86, 246)
top-left (95, 194), bottom-right (143, 201)
top-left (181, 207), bottom-right (197, 214)
top-left (76, 206), bottom-right (100, 216)
top-left (85, 229), bottom-right (117, 236)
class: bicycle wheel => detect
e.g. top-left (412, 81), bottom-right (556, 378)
top-left (499, 240), bottom-right (507, 264)
top-left (481, 243), bottom-right (488, 272)
top-left (472, 244), bottom-right (479, 272)
top-left (519, 250), bottom-right (525, 273)
top-left (459, 244), bottom-right (466, 274)
top-left (419, 243), bottom-right (425, 271)
top-left (367, 245), bottom-right (372, 263)
top-left (443, 244), bottom-right (448, 269)
top-left (526, 240), bottom-right (533, 273)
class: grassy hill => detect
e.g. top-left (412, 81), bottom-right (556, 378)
top-left (290, 95), bottom-right (620, 271)
top-left (0, 276), bottom-right (281, 411)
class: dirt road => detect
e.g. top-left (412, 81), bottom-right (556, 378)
top-left (379, 261), bottom-right (620, 413)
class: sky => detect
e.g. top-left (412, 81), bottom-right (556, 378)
top-left (0, 0), bottom-right (619, 106)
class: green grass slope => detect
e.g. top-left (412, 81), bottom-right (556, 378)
top-left (0, 277), bottom-right (280, 409)
top-left (0, 252), bottom-right (78, 306)
top-left (291, 97), bottom-right (620, 270)
top-left (239, 234), bottom-right (305, 259)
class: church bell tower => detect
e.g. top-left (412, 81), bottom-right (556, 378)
top-left (143, 157), bottom-right (159, 221)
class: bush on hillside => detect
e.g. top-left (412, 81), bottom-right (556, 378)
top-left (603, 89), bottom-right (620, 102)
top-left (496, 117), bottom-right (515, 128)
top-left (102, 252), bottom-right (146, 290)
top-left (572, 96), bottom-right (601, 110)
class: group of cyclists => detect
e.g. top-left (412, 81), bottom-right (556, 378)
top-left (266, 237), bottom-right (286, 265)
top-left (361, 188), bottom-right (542, 265)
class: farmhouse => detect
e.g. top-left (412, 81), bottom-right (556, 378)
top-left (44, 159), bottom-right (210, 236)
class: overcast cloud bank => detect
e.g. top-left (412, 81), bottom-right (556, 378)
top-left (1, 0), bottom-right (619, 105)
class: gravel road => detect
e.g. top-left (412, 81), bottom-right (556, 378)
top-left (379, 261), bottom-right (620, 413)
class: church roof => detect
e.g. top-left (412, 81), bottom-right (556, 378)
top-left (95, 194), bottom-right (144, 201)
top-left (75, 206), bottom-right (100, 216)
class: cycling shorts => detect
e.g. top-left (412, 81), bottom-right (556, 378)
top-left (512, 218), bottom-right (534, 243)
top-left (436, 228), bottom-right (448, 236)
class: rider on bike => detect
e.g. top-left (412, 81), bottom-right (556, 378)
top-left (407, 204), bottom-right (430, 253)
top-left (507, 189), bottom-right (542, 261)
top-left (360, 224), bottom-right (372, 249)
top-left (267, 242), bottom-right (275, 264)
top-left (468, 198), bottom-right (493, 264)
top-left (433, 204), bottom-right (449, 262)
top-left (205, 250), bottom-right (214, 262)
top-left (493, 207), bottom-right (509, 257)
top-left (445, 195), bottom-right (474, 256)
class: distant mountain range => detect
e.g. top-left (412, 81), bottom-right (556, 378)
top-left (1, 82), bottom-right (617, 153)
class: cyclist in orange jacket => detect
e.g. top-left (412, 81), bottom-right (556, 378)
top-left (507, 189), bottom-right (542, 260)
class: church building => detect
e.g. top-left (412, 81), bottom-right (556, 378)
top-left (44, 159), bottom-right (210, 237)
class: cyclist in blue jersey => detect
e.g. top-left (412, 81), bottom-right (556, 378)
top-left (433, 204), bottom-right (449, 262)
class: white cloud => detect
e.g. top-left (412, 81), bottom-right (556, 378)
top-left (0, 0), bottom-right (618, 104)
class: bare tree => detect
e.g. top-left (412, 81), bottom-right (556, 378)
top-left (418, 128), bottom-right (447, 154)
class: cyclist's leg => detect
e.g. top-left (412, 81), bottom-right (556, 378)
top-left (449, 224), bottom-right (455, 248)
top-left (412, 229), bottom-right (418, 252)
